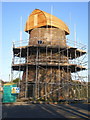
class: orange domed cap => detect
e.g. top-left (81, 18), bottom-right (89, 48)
top-left (25, 9), bottom-right (70, 35)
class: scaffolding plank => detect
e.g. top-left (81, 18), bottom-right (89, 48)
top-left (13, 45), bottom-right (86, 59)
top-left (12, 62), bottom-right (86, 72)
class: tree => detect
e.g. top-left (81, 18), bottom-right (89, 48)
top-left (13, 78), bottom-right (20, 83)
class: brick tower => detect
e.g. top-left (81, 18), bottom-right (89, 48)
top-left (12, 9), bottom-right (86, 101)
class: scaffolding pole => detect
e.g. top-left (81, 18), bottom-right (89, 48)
top-left (25, 46), bottom-right (29, 98)
top-left (12, 35), bottom-right (88, 101)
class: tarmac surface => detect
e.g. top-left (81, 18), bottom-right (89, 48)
top-left (1, 103), bottom-right (90, 120)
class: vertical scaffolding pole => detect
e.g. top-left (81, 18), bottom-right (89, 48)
top-left (11, 41), bottom-right (14, 82)
top-left (69, 59), bottom-right (72, 100)
top-left (19, 47), bottom-right (21, 90)
top-left (74, 24), bottom-right (76, 48)
top-left (58, 40), bottom-right (61, 101)
top-left (37, 48), bottom-right (40, 99)
top-left (18, 16), bottom-right (22, 98)
top-left (50, 6), bottom-right (53, 101)
top-left (25, 46), bottom-right (29, 98)
top-left (44, 24), bottom-right (49, 101)
top-left (80, 51), bottom-right (83, 100)
top-left (45, 42), bottom-right (48, 101)
top-left (75, 50), bottom-right (77, 98)
top-left (35, 46), bottom-right (38, 99)
top-left (67, 47), bottom-right (69, 100)
top-left (37, 28), bottom-right (40, 99)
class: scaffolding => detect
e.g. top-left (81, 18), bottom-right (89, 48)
top-left (11, 38), bottom-right (88, 102)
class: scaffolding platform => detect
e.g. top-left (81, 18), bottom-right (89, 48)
top-left (13, 45), bottom-right (86, 59)
top-left (12, 62), bottom-right (86, 72)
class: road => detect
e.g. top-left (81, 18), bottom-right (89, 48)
top-left (2, 103), bottom-right (89, 119)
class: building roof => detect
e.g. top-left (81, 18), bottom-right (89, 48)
top-left (24, 9), bottom-right (70, 35)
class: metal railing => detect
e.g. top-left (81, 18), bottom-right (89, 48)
top-left (13, 38), bottom-right (87, 51)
